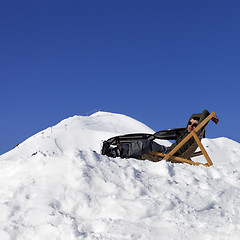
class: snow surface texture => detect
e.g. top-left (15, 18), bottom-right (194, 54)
top-left (0, 111), bottom-right (240, 240)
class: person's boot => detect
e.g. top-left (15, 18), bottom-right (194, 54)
top-left (101, 141), bottom-right (112, 156)
top-left (111, 144), bottom-right (123, 158)
top-left (101, 141), bottom-right (123, 158)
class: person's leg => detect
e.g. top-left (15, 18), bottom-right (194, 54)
top-left (121, 139), bottom-right (170, 159)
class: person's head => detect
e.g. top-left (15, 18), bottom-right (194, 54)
top-left (187, 117), bottom-right (199, 132)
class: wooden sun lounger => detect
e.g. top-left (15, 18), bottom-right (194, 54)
top-left (144, 112), bottom-right (216, 167)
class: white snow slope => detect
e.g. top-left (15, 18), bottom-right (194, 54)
top-left (0, 111), bottom-right (240, 240)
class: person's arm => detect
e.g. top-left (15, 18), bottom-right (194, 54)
top-left (212, 115), bottom-right (219, 124)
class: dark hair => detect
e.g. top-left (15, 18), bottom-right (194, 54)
top-left (192, 117), bottom-right (200, 121)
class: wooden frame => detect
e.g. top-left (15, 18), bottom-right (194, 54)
top-left (150, 112), bottom-right (216, 167)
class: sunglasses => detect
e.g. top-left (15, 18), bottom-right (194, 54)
top-left (188, 121), bottom-right (198, 128)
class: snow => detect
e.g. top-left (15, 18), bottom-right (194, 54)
top-left (0, 111), bottom-right (240, 240)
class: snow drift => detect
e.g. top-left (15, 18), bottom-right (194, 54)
top-left (0, 111), bottom-right (240, 240)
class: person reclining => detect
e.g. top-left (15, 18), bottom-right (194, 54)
top-left (102, 109), bottom-right (219, 159)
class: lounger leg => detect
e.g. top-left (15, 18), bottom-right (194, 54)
top-left (192, 132), bottom-right (213, 166)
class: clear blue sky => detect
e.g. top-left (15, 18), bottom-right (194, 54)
top-left (1, 0), bottom-right (239, 155)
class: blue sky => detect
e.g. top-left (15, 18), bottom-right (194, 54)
top-left (1, 0), bottom-right (239, 155)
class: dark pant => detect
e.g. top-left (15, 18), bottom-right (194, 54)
top-left (121, 139), bottom-right (170, 159)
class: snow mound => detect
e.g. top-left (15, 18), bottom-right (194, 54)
top-left (0, 112), bottom-right (240, 240)
top-left (2, 111), bottom-right (155, 160)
